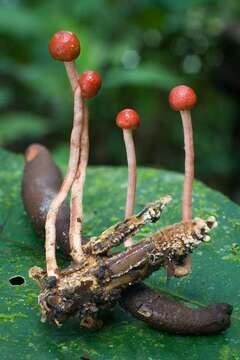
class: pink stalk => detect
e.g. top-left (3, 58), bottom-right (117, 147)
top-left (168, 85), bottom-right (197, 277)
top-left (115, 108), bottom-right (140, 248)
top-left (64, 62), bottom-right (79, 92)
top-left (173, 110), bottom-right (194, 276)
top-left (45, 86), bottom-right (83, 277)
top-left (181, 110), bottom-right (194, 221)
top-left (69, 70), bottom-right (101, 262)
top-left (46, 31), bottom-right (84, 275)
top-left (69, 104), bottom-right (89, 262)
top-left (64, 66), bottom-right (102, 262)
top-left (64, 61), bottom-right (88, 263)
top-left (123, 129), bottom-right (137, 247)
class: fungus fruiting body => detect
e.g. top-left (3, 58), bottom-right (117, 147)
top-left (169, 85), bottom-right (197, 276)
top-left (49, 31), bottom-right (80, 90)
top-left (169, 85), bottom-right (197, 113)
top-left (116, 109), bottom-right (140, 247)
top-left (116, 108), bottom-right (140, 129)
top-left (21, 29), bottom-right (232, 335)
top-left (45, 86), bottom-right (83, 276)
top-left (69, 104), bottom-right (89, 261)
top-left (79, 70), bottom-right (102, 98)
top-left (48, 31), bottom-right (80, 62)
top-left (70, 71), bottom-right (102, 255)
top-left (45, 31), bottom-right (84, 275)
top-left (70, 71), bottom-right (102, 260)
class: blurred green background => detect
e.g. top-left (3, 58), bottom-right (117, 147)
top-left (1, 0), bottom-right (240, 201)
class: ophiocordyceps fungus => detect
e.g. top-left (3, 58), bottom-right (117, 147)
top-left (22, 145), bottom-right (232, 334)
top-left (21, 29), bottom-right (233, 335)
top-left (48, 31), bottom-right (80, 62)
top-left (168, 85), bottom-right (197, 277)
top-left (48, 31), bottom-right (80, 90)
top-left (69, 70), bottom-right (102, 262)
top-left (45, 31), bottom-right (83, 276)
top-left (79, 70), bottom-right (102, 99)
top-left (116, 108), bottom-right (140, 247)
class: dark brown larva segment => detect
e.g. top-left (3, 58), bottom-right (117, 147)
top-left (22, 144), bottom-right (70, 254)
top-left (21, 144), bottom-right (232, 335)
top-left (121, 283), bottom-right (232, 335)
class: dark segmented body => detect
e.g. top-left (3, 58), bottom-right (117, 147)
top-left (22, 144), bottom-right (71, 254)
top-left (121, 283), bottom-right (232, 335)
top-left (22, 144), bottom-right (232, 334)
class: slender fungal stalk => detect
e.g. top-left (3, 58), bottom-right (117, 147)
top-left (45, 86), bottom-right (83, 277)
top-left (64, 61), bottom-right (79, 92)
top-left (180, 110), bottom-right (194, 221)
top-left (169, 86), bottom-right (197, 277)
top-left (69, 103), bottom-right (89, 262)
top-left (64, 60), bottom-right (89, 262)
top-left (67, 69), bottom-right (102, 262)
top-left (174, 109), bottom-right (194, 277)
top-left (116, 109), bottom-right (140, 248)
top-left (123, 129), bottom-right (137, 247)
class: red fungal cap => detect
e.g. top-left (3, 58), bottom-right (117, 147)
top-left (116, 109), bottom-right (140, 129)
top-left (48, 31), bottom-right (80, 62)
top-left (79, 71), bottom-right (102, 98)
top-left (169, 85), bottom-right (197, 111)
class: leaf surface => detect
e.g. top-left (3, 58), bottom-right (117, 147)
top-left (0, 149), bottom-right (239, 360)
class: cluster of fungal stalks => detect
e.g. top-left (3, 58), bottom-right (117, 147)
top-left (22, 30), bottom-right (232, 335)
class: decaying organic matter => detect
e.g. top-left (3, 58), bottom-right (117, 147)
top-left (29, 194), bottom-right (217, 329)
top-left (22, 144), bottom-right (232, 334)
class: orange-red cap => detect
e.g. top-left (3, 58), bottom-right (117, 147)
top-left (79, 71), bottom-right (102, 98)
top-left (116, 109), bottom-right (140, 129)
top-left (169, 85), bottom-right (197, 111)
top-left (48, 31), bottom-right (80, 62)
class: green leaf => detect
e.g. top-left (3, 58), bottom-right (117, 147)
top-left (0, 4), bottom-right (44, 36)
top-left (0, 87), bottom-right (12, 108)
top-left (0, 148), bottom-right (239, 360)
top-left (104, 64), bottom-right (182, 89)
top-left (0, 113), bottom-right (49, 145)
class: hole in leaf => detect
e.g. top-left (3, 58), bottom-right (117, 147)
top-left (9, 275), bottom-right (25, 286)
